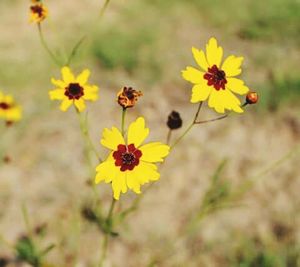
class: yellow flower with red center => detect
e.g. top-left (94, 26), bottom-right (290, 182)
top-left (29, 3), bottom-right (48, 23)
top-left (95, 117), bottom-right (170, 200)
top-left (0, 91), bottom-right (22, 123)
top-left (182, 37), bottom-right (250, 113)
top-left (49, 67), bottom-right (99, 112)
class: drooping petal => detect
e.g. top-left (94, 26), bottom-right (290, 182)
top-left (134, 162), bottom-right (160, 185)
top-left (76, 69), bottom-right (90, 86)
top-left (182, 67), bottom-right (204, 84)
top-left (51, 78), bottom-right (66, 88)
top-left (222, 55), bottom-right (244, 77)
top-left (59, 99), bottom-right (73, 112)
top-left (226, 78), bottom-right (249, 95)
top-left (83, 85), bottom-right (99, 101)
top-left (95, 160), bottom-right (117, 184)
top-left (192, 47), bottom-right (209, 71)
top-left (191, 80), bottom-right (213, 103)
top-left (101, 127), bottom-right (125, 150)
top-left (49, 89), bottom-right (65, 100)
top-left (74, 98), bottom-right (86, 112)
top-left (61, 66), bottom-right (75, 84)
top-left (206, 37), bottom-right (223, 67)
top-left (127, 117), bottom-right (149, 148)
top-left (126, 171), bottom-right (141, 194)
top-left (140, 142), bottom-right (170, 163)
top-left (112, 171), bottom-right (127, 200)
top-left (208, 89), bottom-right (243, 114)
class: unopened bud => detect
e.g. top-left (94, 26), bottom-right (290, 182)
top-left (246, 91), bottom-right (258, 105)
top-left (167, 111), bottom-right (182, 130)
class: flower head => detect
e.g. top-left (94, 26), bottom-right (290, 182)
top-left (95, 117), bottom-right (170, 200)
top-left (49, 66), bottom-right (99, 112)
top-left (29, 3), bottom-right (48, 23)
top-left (117, 86), bottom-right (142, 109)
top-left (182, 37), bottom-right (250, 113)
top-left (0, 91), bottom-right (22, 124)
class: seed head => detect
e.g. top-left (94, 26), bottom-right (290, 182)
top-left (167, 111), bottom-right (182, 130)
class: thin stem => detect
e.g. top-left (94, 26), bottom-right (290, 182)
top-left (166, 129), bottom-right (172, 145)
top-left (65, 35), bottom-right (87, 66)
top-left (99, 198), bottom-right (116, 266)
top-left (37, 23), bottom-right (61, 67)
top-left (170, 102), bottom-right (203, 150)
top-left (99, 0), bottom-right (111, 18)
top-left (77, 111), bottom-right (103, 163)
top-left (121, 108), bottom-right (126, 136)
top-left (195, 114), bottom-right (228, 124)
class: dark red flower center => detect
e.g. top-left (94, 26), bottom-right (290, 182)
top-left (204, 64), bottom-right (227, 90)
top-left (0, 102), bottom-right (10, 110)
top-left (113, 144), bottom-right (142, 172)
top-left (30, 5), bottom-right (44, 17)
top-left (65, 83), bottom-right (84, 100)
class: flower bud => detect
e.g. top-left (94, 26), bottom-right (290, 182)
top-left (117, 87), bottom-right (143, 109)
top-left (167, 111), bottom-right (182, 130)
top-left (246, 91), bottom-right (258, 105)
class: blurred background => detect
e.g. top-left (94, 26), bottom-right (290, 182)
top-left (0, 0), bottom-right (299, 266)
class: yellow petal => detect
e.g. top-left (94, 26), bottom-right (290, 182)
top-left (0, 91), bottom-right (3, 101)
top-left (127, 117), bottom-right (149, 147)
top-left (126, 171), bottom-right (141, 194)
top-left (140, 142), bottom-right (170, 163)
top-left (227, 78), bottom-right (249, 95)
top-left (3, 95), bottom-right (14, 105)
top-left (182, 67), bottom-right (204, 84)
top-left (208, 89), bottom-right (243, 114)
top-left (192, 47), bottom-right (209, 71)
top-left (51, 78), bottom-right (65, 88)
top-left (61, 66), bottom-right (75, 84)
top-left (206, 37), bottom-right (223, 67)
top-left (83, 85), bottom-right (99, 101)
top-left (49, 89), bottom-right (65, 100)
top-left (222, 55), bottom-right (244, 77)
top-left (6, 107), bottom-right (22, 121)
top-left (112, 171), bottom-right (127, 200)
top-left (191, 80), bottom-right (212, 103)
top-left (76, 69), bottom-right (90, 86)
top-left (74, 98), bottom-right (86, 112)
top-left (59, 99), bottom-right (73, 111)
top-left (134, 162), bottom-right (160, 185)
top-left (101, 127), bottom-right (125, 150)
top-left (95, 160), bottom-right (117, 184)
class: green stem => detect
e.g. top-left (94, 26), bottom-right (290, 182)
top-left (65, 35), bottom-right (87, 66)
top-left (99, 0), bottom-right (111, 18)
top-left (37, 23), bottom-right (61, 67)
top-left (195, 114), bottom-right (228, 124)
top-left (121, 108), bottom-right (126, 136)
top-left (170, 102), bottom-right (203, 150)
top-left (166, 129), bottom-right (172, 145)
top-left (99, 198), bottom-right (116, 266)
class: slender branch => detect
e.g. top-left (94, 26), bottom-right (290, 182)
top-left (65, 35), bottom-right (87, 66)
top-left (170, 102), bottom-right (203, 150)
top-left (37, 24), bottom-right (61, 66)
top-left (195, 114), bottom-right (228, 124)
top-left (99, 0), bottom-right (111, 18)
top-left (166, 129), bottom-right (172, 145)
top-left (99, 198), bottom-right (116, 266)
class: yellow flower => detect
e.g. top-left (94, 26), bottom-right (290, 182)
top-left (95, 117), bottom-right (170, 200)
top-left (29, 3), bottom-right (48, 23)
top-left (0, 91), bottom-right (22, 123)
top-left (182, 37), bottom-right (249, 113)
top-left (49, 66), bottom-right (99, 112)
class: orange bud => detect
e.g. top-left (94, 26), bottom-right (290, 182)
top-left (117, 87), bottom-right (143, 109)
top-left (246, 91), bottom-right (258, 104)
